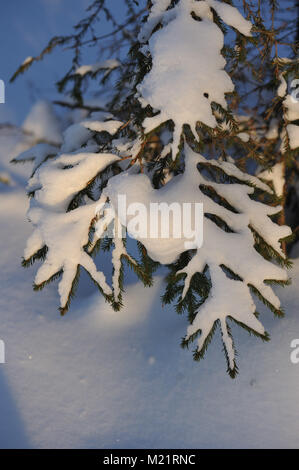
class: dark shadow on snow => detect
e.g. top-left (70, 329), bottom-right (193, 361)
top-left (0, 370), bottom-right (30, 448)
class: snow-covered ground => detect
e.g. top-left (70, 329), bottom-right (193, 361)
top-left (0, 131), bottom-right (299, 449)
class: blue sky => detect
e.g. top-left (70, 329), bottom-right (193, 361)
top-left (0, 0), bottom-right (124, 125)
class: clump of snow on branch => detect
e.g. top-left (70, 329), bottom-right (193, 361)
top-left (259, 162), bottom-right (285, 197)
top-left (12, 143), bottom-right (59, 175)
top-left (137, 0), bottom-right (252, 156)
top-left (277, 74), bottom-right (288, 98)
top-left (75, 59), bottom-right (120, 77)
top-left (108, 144), bottom-right (291, 373)
top-left (277, 72), bottom-right (299, 151)
top-left (61, 119), bottom-right (123, 153)
top-left (24, 120), bottom-right (124, 312)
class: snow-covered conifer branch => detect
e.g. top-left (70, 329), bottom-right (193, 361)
top-left (16, 0), bottom-right (295, 377)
